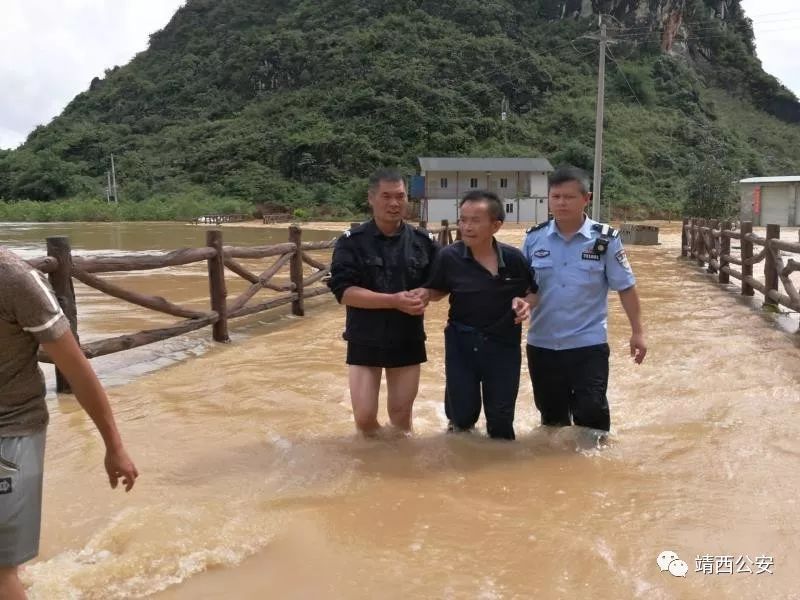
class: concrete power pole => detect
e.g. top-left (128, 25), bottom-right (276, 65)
top-left (110, 153), bottom-right (119, 203)
top-left (591, 22), bottom-right (608, 221)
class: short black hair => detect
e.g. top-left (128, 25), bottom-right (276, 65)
top-left (548, 165), bottom-right (591, 195)
top-left (459, 190), bottom-right (505, 222)
top-left (368, 168), bottom-right (405, 193)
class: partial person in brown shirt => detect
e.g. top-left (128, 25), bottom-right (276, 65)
top-left (0, 247), bottom-right (138, 600)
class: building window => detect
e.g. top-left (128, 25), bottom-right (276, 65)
top-left (500, 178), bottom-right (508, 188)
top-left (506, 202), bottom-right (514, 214)
top-left (470, 178), bottom-right (478, 188)
top-left (440, 177), bottom-right (448, 189)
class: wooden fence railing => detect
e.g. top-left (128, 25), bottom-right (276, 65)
top-left (26, 226), bottom-right (335, 392)
top-left (26, 222), bottom-right (459, 392)
top-left (262, 213), bottom-right (293, 224)
top-left (190, 213), bottom-right (251, 225)
top-left (681, 218), bottom-right (800, 319)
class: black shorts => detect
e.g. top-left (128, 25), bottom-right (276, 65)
top-left (346, 341), bottom-right (427, 368)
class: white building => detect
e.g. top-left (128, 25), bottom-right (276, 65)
top-left (739, 176), bottom-right (800, 226)
top-left (418, 157), bottom-right (553, 224)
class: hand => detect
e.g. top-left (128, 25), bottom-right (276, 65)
top-left (511, 297), bottom-right (530, 324)
top-left (630, 332), bottom-right (647, 364)
top-left (105, 446), bottom-right (139, 492)
top-left (408, 288), bottom-right (431, 307)
top-left (392, 291), bottom-right (427, 316)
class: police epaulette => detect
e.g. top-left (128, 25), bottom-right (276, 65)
top-left (343, 222), bottom-right (367, 238)
top-left (591, 223), bottom-right (619, 238)
top-left (526, 220), bottom-right (549, 234)
top-left (415, 226), bottom-right (436, 242)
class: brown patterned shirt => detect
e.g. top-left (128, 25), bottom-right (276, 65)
top-left (0, 247), bottom-right (70, 435)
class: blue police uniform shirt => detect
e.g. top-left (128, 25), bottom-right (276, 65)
top-left (521, 215), bottom-right (636, 350)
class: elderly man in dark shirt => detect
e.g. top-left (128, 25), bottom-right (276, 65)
top-left (327, 169), bottom-right (438, 436)
top-left (425, 191), bottom-right (535, 440)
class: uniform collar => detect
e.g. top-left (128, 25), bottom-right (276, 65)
top-left (461, 238), bottom-right (506, 268)
top-left (548, 214), bottom-right (594, 240)
top-left (368, 218), bottom-right (405, 237)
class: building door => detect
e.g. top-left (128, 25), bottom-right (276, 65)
top-left (760, 185), bottom-right (790, 226)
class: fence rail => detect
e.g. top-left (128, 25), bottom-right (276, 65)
top-left (681, 218), bottom-right (800, 319)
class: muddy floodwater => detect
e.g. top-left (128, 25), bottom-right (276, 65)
top-left (1, 220), bottom-right (799, 599)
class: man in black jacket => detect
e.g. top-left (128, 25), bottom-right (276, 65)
top-left (328, 169), bottom-right (438, 435)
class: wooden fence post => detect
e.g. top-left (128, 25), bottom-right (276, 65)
top-left (681, 217), bottom-right (688, 257)
top-left (740, 221), bottom-right (754, 297)
top-left (206, 230), bottom-right (229, 342)
top-left (289, 225), bottom-right (305, 316)
top-left (696, 218), bottom-right (706, 267)
top-left (689, 218), bottom-right (697, 259)
top-left (707, 219), bottom-right (719, 273)
top-left (764, 224), bottom-right (780, 310)
top-left (438, 220), bottom-right (449, 246)
top-left (46, 236), bottom-right (77, 393)
top-left (719, 220), bottom-right (731, 284)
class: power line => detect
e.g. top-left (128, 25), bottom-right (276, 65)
top-left (606, 47), bottom-right (644, 109)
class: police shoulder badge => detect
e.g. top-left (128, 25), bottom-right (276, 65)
top-left (615, 249), bottom-right (630, 270)
top-left (533, 249), bottom-right (550, 258)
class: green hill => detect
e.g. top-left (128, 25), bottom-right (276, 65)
top-left (2, 0), bottom-right (799, 219)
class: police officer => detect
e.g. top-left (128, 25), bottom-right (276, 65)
top-left (522, 166), bottom-right (647, 433)
top-left (327, 168), bottom-right (438, 436)
top-left (425, 191), bottom-right (534, 440)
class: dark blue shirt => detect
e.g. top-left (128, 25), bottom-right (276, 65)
top-left (425, 240), bottom-right (536, 340)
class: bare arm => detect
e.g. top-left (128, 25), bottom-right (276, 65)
top-left (41, 331), bottom-right (139, 491)
top-left (618, 286), bottom-right (647, 364)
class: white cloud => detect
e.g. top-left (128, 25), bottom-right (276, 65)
top-left (0, 0), bottom-right (185, 149)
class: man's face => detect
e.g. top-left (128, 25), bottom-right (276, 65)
top-left (548, 180), bottom-right (590, 222)
top-left (458, 200), bottom-right (501, 247)
top-left (368, 179), bottom-right (407, 223)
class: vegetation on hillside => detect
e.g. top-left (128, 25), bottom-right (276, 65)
top-left (1, 0), bottom-right (798, 220)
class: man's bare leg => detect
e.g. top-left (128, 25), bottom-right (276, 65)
top-left (386, 364), bottom-right (421, 432)
top-left (0, 567), bottom-right (26, 600)
top-left (348, 365), bottom-right (382, 435)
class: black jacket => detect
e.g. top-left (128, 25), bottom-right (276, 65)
top-left (328, 220), bottom-right (438, 347)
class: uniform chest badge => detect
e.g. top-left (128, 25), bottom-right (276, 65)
top-left (581, 251), bottom-right (601, 261)
top-left (533, 249), bottom-right (550, 258)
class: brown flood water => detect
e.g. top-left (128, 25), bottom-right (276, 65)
top-left (1, 220), bottom-right (800, 599)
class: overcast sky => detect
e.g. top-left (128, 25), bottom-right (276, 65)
top-left (0, 0), bottom-right (798, 150)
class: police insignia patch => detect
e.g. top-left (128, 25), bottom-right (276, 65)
top-left (533, 249), bottom-right (550, 258)
top-left (581, 251), bottom-right (601, 261)
top-left (615, 249), bottom-right (630, 270)
top-left (0, 478), bottom-right (11, 494)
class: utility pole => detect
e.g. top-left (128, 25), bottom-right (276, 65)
top-left (591, 22), bottom-right (608, 221)
top-left (106, 171), bottom-right (112, 203)
top-left (501, 96), bottom-right (509, 147)
top-left (110, 153), bottom-right (119, 203)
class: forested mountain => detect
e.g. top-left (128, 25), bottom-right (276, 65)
top-left (2, 0), bottom-right (799, 218)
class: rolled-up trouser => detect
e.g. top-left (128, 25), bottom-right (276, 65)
top-left (526, 344), bottom-right (610, 431)
top-left (444, 322), bottom-right (520, 440)
top-left (0, 429), bottom-right (46, 566)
